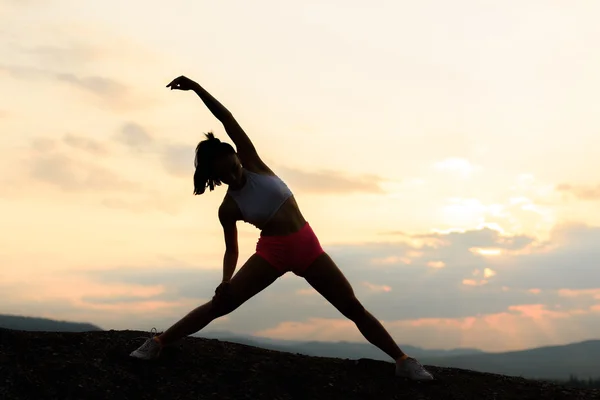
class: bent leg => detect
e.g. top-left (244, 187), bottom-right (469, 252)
top-left (302, 252), bottom-right (404, 361)
top-left (157, 253), bottom-right (283, 346)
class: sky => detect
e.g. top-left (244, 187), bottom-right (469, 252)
top-left (2, 0), bottom-right (600, 353)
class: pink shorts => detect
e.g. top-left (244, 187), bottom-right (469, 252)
top-left (256, 222), bottom-right (325, 277)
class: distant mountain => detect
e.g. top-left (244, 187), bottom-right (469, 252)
top-left (0, 314), bottom-right (102, 332)
top-left (194, 330), bottom-right (485, 360)
top-left (421, 340), bottom-right (600, 381)
top-left (195, 330), bottom-right (600, 381)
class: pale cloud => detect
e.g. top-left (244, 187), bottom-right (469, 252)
top-left (29, 152), bottom-right (137, 192)
top-left (558, 288), bottom-right (600, 299)
top-left (5, 134), bottom-right (185, 214)
top-left (277, 166), bottom-right (385, 195)
top-left (62, 133), bottom-right (109, 155)
top-left (56, 73), bottom-right (126, 98)
top-left (100, 191), bottom-right (184, 215)
top-left (0, 64), bottom-right (122, 97)
top-left (2, 17), bottom-right (163, 72)
top-left (114, 122), bottom-right (154, 150)
top-left (469, 247), bottom-right (503, 256)
top-left (426, 261), bottom-right (445, 269)
top-left (0, 63), bottom-right (150, 111)
top-left (433, 158), bottom-right (481, 179)
top-left (483, 268), bottom-right (496, 279)
top-left (422, 190), bottom-right (559, 240)
top-left (371, 256), bottom-right (411, 266)
top-left (110, 124), bottom-right (194, 178)
top-left (556, 183), bottom-right (600, 201)
top-left (362, 282), bottom-right (392, 293)
top-left (161, 144), bottom-right (194, 177)
top-left (255, 318), bottom-right (362, 343)
top-left (19, 44), bottom-right (96, 65)
top-left (0, 64), bottom-right (45, 79)
top-left (507, 304), bottom-right (572, 321)
top-left (410, 226), bottom-right (536, 252)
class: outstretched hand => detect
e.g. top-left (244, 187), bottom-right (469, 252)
top-left (166, 75), bottom-right (199, 91)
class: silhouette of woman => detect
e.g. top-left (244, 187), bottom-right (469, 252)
top-left (130, 75), bottom-right (433, 380)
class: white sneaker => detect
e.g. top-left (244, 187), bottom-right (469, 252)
top-left (395, 357), bottom-right (434, 380)
top-left (129, 327), bottom-right (163, 360)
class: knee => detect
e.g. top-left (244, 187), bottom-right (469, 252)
top-left (210, 293), bottom-right (241, 318)
top-left (340, 297), bottom-right (366, 320)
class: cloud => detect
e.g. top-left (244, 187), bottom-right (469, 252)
top-left (19, 44), bottom-right (97, 66)
top-left (6, 219), bottom-right (600, 351)
top-left (433, 157), bottom-right (481, 179)
top-left (55, 73), bottom-right (126, 98)
top-left (558, 289), bottom-right (600, 300)
top-left (0, 64), bottom-right (150, 111)
top-left (73, 224), bottom-right (597, 321)
top-left (100, 191), bottom-right (184, 215)
top-left (0, 64), bottom-right (123, 98)
top-left (29, 153), bottom-right (136, 192)
top-left (81, 264), bottom-right (222, 303)
top-left (114, 122), bottom-right (154, 150)
top-left (10, 134), bottom-right (137, 195)
top-left (161, 144), bottom-right (194, 177)
top-left (405, 226), bottom-right (537, 252)
top-left (62, 133), bottom-right (109, 155)
top-left (109, 133), bottom-right (383, 188)
top-left (277, 166), bottom-right (385, 194)
top-left (2, 128), bottom-right (189, 212)
top-left (27, 146), bottom-right (138, 192)
top-left (0, 64), bottom-right (46, 79)
top-left (110, 124), bottom-right (196, 180)
top-left (110, 124), bottom-right (390, 190)
top-left (427, 261), bottom-right (445, 269)
top-left (556, 183), bottom-right (600, 201)
top-left (363, 282), bottom-right (392, 293)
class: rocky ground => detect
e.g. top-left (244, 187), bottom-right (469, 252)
top-left (2, 328), bottom-right (599, 400)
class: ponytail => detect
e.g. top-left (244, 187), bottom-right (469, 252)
top-left (192, 131), bottom-right (235, 195)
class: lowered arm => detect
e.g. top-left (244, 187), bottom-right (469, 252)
top-left (218, 201), bottom-right (239, 282)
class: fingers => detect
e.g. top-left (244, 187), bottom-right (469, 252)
top-left (166, 76), bottom-right (183, 89)
top-left (166, 77), bottom-right (178, 88)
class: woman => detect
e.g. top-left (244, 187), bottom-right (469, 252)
top-left (129, 75), bottom-right (433, 381)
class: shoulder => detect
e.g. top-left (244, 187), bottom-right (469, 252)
top-left (241, 158), bottom-right (276, 176)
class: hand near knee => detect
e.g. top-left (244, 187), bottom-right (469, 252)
top-left (212, 281), bottom-right (231, 308)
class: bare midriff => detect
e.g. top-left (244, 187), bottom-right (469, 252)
top-left (258, 196), bottom-right (307, 237)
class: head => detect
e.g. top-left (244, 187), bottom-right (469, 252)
top-left (193, 132), bottom-right (244, 195)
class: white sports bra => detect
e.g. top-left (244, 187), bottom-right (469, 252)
top-left (226, 169), bottom-right (293, 228)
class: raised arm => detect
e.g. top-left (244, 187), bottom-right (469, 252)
top-left (167, 75), bottom-right (269, 171)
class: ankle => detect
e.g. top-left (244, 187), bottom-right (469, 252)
top-left (153, 335), bottom-right (164, 347)
top-left (396, 354), bottom-right (409, 363)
